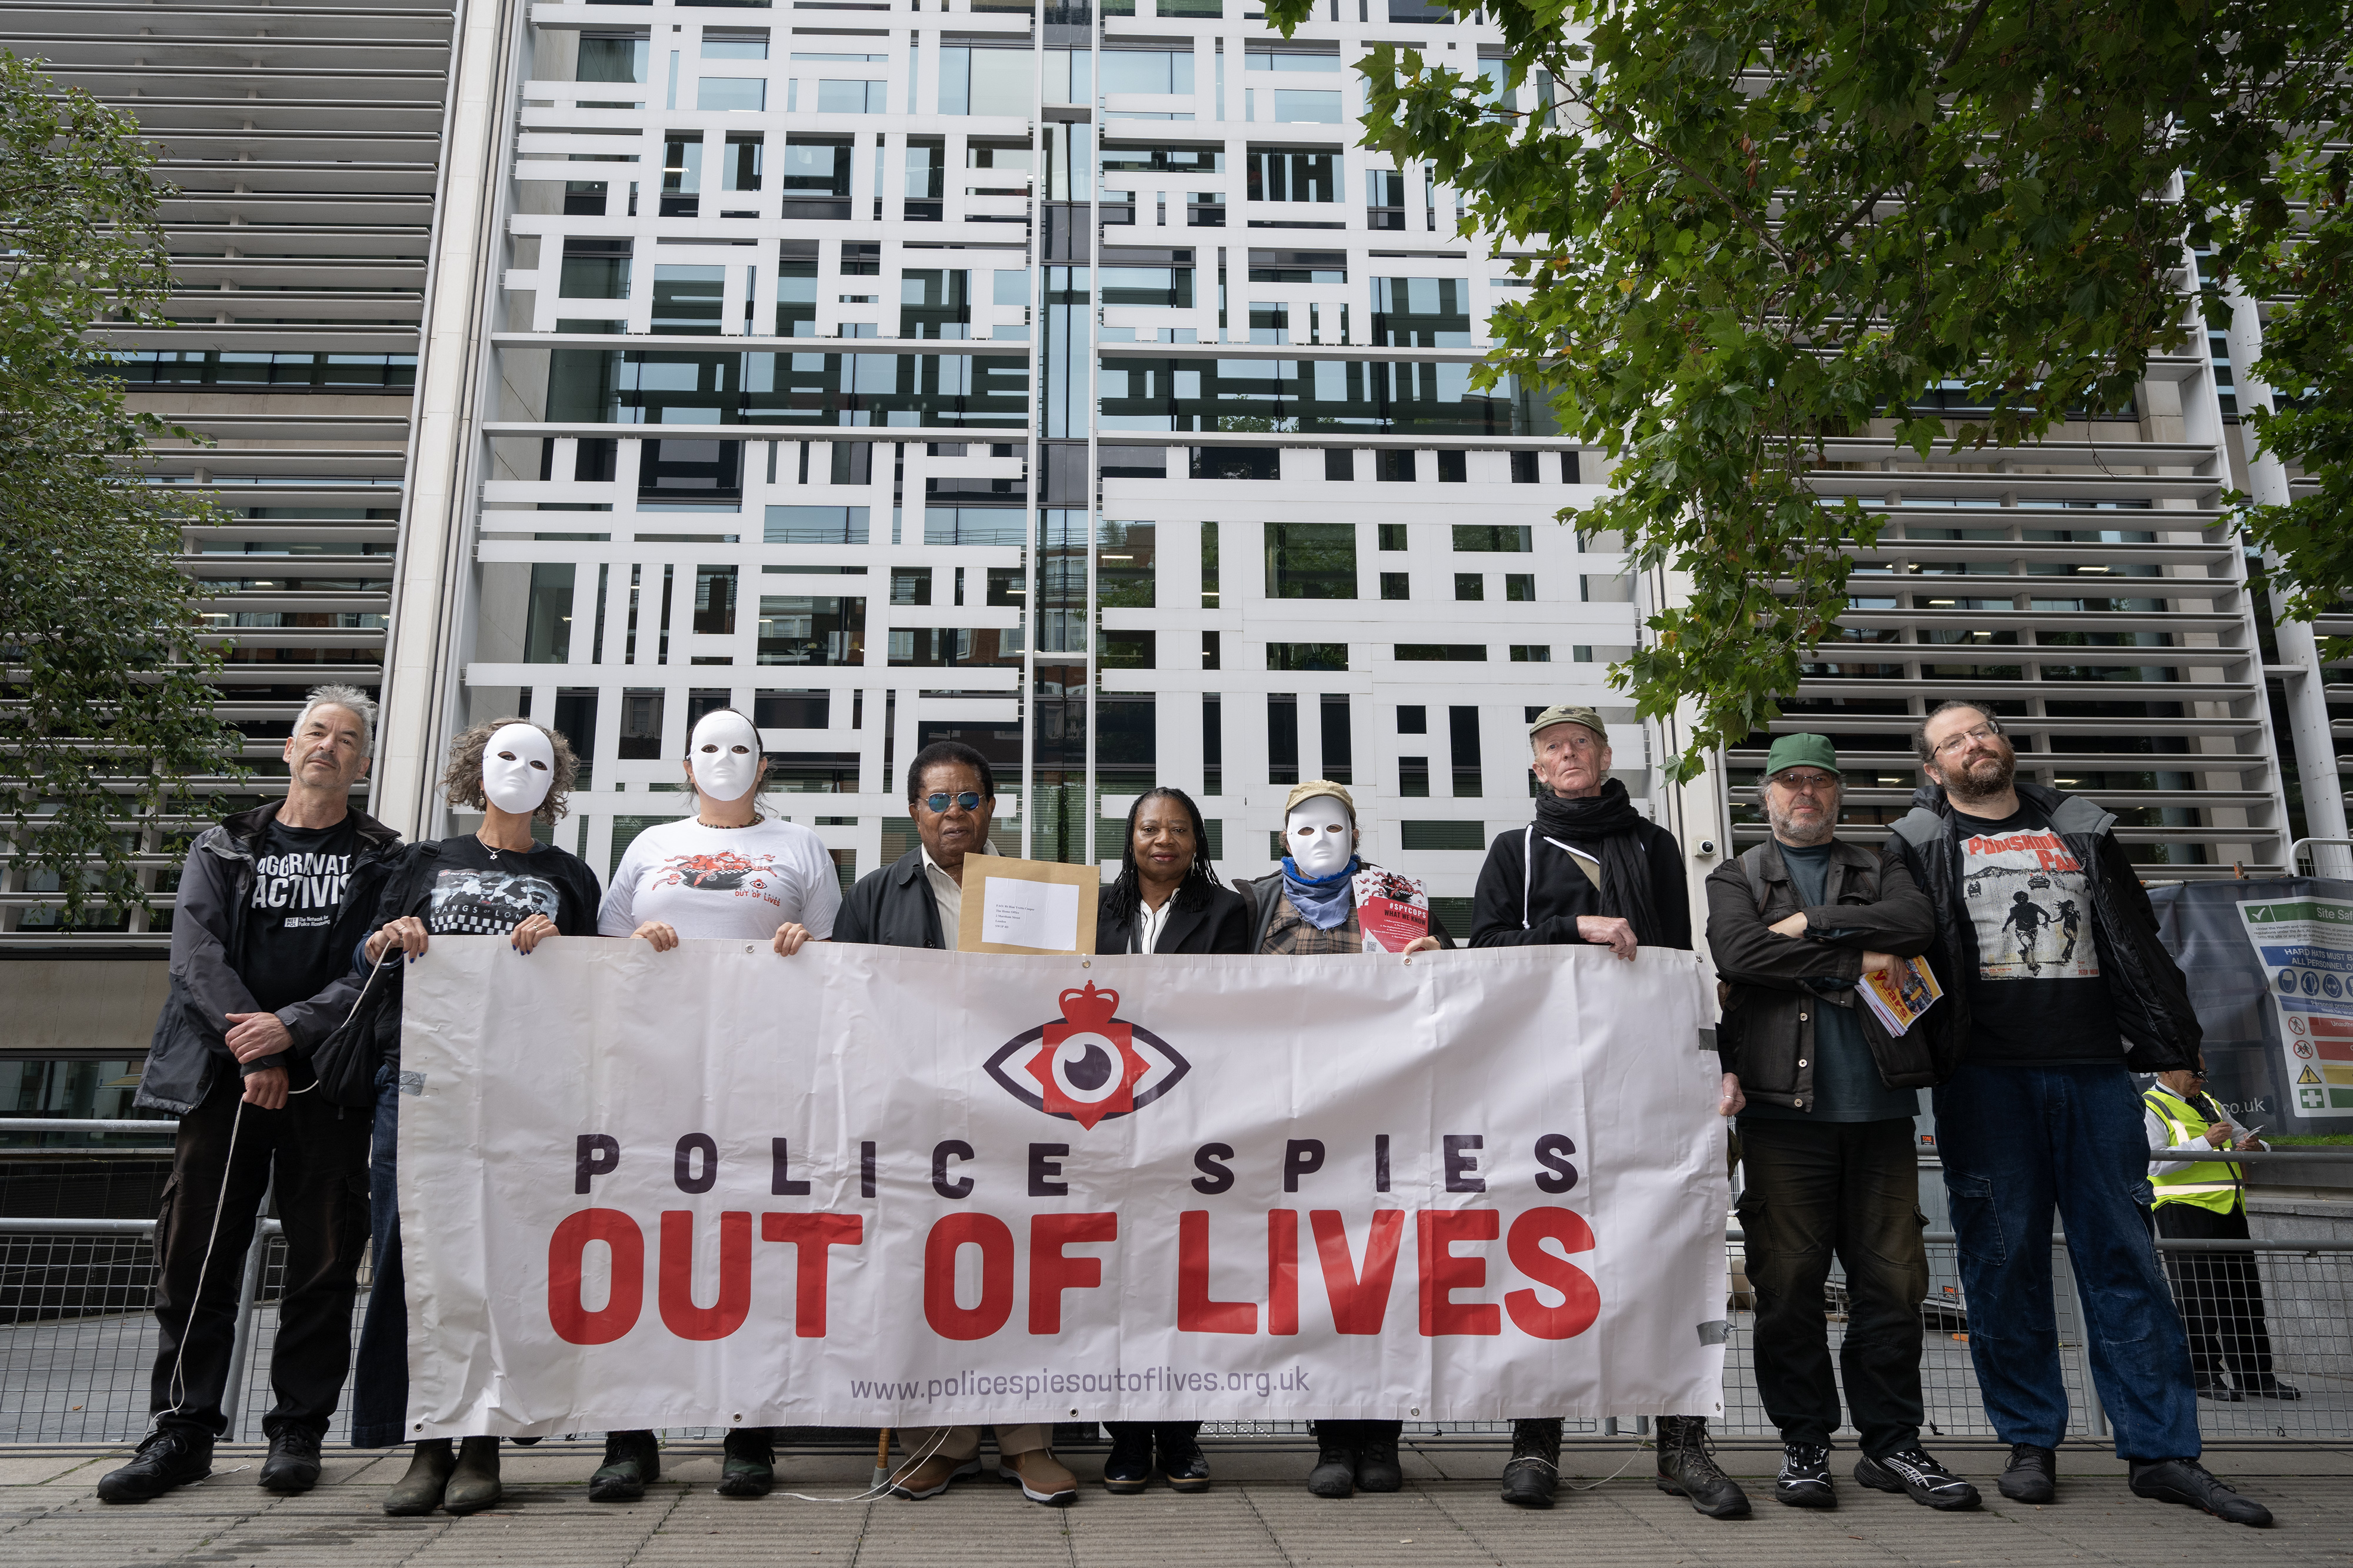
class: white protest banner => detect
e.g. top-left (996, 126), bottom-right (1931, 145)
top-left (398, 939), bottom-right (1729, 1437)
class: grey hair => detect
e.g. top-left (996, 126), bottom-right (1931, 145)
top-left (295, 684), bottom-right (378, 750)
top-left (1912, 699), bottom-right (2003, 768)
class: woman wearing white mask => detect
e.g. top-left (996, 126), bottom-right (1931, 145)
top-left (585, 707), bottom-right (841, 1503)
top-left (351, 719), bottom-right (600, 1517)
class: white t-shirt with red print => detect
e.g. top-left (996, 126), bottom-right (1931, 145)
top-left (598, 816), bottom-right (842, 941)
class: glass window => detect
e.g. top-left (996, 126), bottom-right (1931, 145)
top-left (559, 242), bottom-right (632, 299)
top-left (1266, 522), bottom-right (1356, 599)
top-left (577, 34), bottom-right (649, 83)
top-left (764, 505), bottom-right (869, 543)
top-left (651, 265), bottom-right (724, 335)
top-left (1248, 149), bottom-right (1338, 203)
top-left (1247, 49), bottom-right (1341, 72)
top-left (698, 76), bottom-right (766, 111)
top-left (941, 46), bottom-right (1034, 116)
top-left (1272, 91), bottom-right (1342, 124)
top-left (525, 563), bottom-right (575, 663)
top-left (757, 595), bottom-right (866, 665)
top-left (816, 79), bottom-right (884, 114)
top-left (701, 33), bottom-right (768, 58)
top-left (694, 564), bottom-right (738, 634)
top-left (1371, 278), bottom-right (1472, 346)
top-left (1101, 50), bottom-right (1195, 95)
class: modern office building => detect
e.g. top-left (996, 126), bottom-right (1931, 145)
top-left (1, 0), bottom-right (451, 1092)
top-left (4, 0), bottom-right (2348, 1069)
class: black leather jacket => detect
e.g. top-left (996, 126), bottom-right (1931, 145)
top-left (1884, 780), bottom-right (2200, 1073)
top-left (834, 847), bottom-right (948, 949)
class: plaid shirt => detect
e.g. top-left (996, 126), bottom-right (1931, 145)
top-left (1258, 888), bottom-right (1364, 955)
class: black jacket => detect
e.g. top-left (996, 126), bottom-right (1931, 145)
top-left (835, 847), bottom-right (947, 949)
top-left (1237, 863), bottom-right (1457, 952)
top-left (1885, 780), bottom-right (2201, 1072)
top-left (1469, 818), bottom-right (1692, 950)
top-left (136, 800), bottom-right (403, 1116)
top-left (1704, 838), bottom-right (1948, 1106)
top-left (1096, 882), bottom-right (1252, 955)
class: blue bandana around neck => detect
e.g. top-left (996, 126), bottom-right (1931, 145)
top-left (1281, 855), bottom-right (1360, 930)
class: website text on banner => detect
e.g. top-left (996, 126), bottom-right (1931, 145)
top-left (396, 940), bottom-right (1729, 1438)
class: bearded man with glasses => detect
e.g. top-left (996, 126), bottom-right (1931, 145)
top-left (1888, 700), bottom-right (2272, 1527)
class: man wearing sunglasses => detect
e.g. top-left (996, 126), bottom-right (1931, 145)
top-left (833, 740), bottom-right (1082, 1507)
top-left (1888, 700), bottom-right (2271, 1527)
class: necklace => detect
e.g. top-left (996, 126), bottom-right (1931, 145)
top-left (476, 828), bottom-right (531, 861)
top-left (695, 815), bottom-right (758, 830)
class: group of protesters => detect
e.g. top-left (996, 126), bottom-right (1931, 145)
top-left (93, 685), bottom-right (2275, 1528)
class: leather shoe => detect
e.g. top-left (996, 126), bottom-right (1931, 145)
top-left (259, 1428), bottom-right (322, 1494)
top-left (442, 1436), bottom-right (502, 1515)
top-left (1997, 1443), bottom-right (2055, 1504)
top-left (1102, 1425), bottom-right (1152, 1494)
top-left (1655, 1416), bottom-right (1751, 1519)
top-left (2245, 1377), bottom-right (2302, 1401)
top-left (2194, 1378), bottom-right (2243, 1402)
top-left (589, 1430), bottom-right (659, 1503)
top-left (1306, 1424), bottom-right (1356, 1498)
top-left (1355, 1425), bottom-right (1404, 1493)
top-left (382, 1439), bottom-right (454, 1516)
top-left (2128, 1458), bottom-right (2272, 1527)
top-left (887, 1452), bottom-right (981, 1499)
top-left (999, 1447), bottom-right (1078, 1505)
top-left (98, 1428), bottom-right (212, 1504)
top-left (1156, 1424), bottom-right (1211, 1493)
top-left (716, 1427), bottom-right (774, 1497)
top-left (1500, 1419), bottom-right (1560, 1509)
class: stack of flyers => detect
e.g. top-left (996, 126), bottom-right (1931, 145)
top-left (1352, 867), bottom-right (1431, 953)
top-left (1858, 955), bottom-right (1943, 1036)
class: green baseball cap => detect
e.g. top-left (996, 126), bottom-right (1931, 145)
top-left (1763, 733), bottom-right (1841, 777)
top-left (1527, 703), bottom-right (1608, 742)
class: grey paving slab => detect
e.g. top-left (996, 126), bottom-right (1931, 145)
top-left (6, 1442), bottom-right (2353, 1568)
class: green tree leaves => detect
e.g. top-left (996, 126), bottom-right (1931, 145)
top-left (1, 51), bottom-right (242, 929)
top-left (1267, 0), bottom-right (2351, 778)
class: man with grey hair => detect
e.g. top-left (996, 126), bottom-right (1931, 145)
top-left (99, 686), bottom-right (404, 1505)
top-left (1705, 734), bottom-right (1974, 1511)
top-left (1888, 700), bottom-right (2271, 1526)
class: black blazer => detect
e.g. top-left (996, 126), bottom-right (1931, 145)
top-left (835, 848), bottom-right (946, 949)
top-left (1096, 882), bottom-right (1252, 956)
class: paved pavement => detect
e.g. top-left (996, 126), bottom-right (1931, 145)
top-left (5, 1437), bottom-right (2348, 1567)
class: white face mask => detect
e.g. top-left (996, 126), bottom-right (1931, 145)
top-left (481, 723), bottom-right (555, 815)
top-left (1285, 799), bottom-right (1354, 879)
top-left (689, 710), bottom-right (762, 803)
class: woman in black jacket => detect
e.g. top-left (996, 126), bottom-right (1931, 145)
top-left (1096, 788), bottom-right (1245, 1494)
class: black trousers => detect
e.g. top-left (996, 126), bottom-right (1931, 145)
top-left (1735, 1117), bottom-right (1929, 1457)
top-left (2154, 1202), bottom-right (2276, 1385)
top-left (148, 1069), bottom-right (373, 1441)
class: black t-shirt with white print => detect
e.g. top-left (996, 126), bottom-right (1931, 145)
top-left (415, 834), bottom-right (602, 939)
top-left (1950, 803), bottom-right (2120, 1065)
top-left (239, 813), bottom-right (365, 1014)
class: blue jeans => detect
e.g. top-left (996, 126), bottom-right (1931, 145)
top-left (1934, 1063), bottom-right (2200, 1460)
top-left (349, 1063), bottom-right (408, 1447)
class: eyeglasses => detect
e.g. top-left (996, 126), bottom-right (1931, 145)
top-left (1932, 723), bottom-right (2002, 757)
top-left (1771, 771), bottom-right (1838, 795)
top-left (923, 790), bottom-right (984, 813)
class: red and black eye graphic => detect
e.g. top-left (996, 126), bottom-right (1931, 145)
top-left (984, 983), bottom-right (1190, 1129)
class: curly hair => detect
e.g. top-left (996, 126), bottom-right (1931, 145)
top-left (440, 719), bottom-right (579, 824)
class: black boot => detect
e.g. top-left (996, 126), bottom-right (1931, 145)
top-left (717, 1427), bottom-right (775, 1497)
top-left (2128, 1459), bottom-right (2273, 1528)
top-left (589, 1429), bottom-right (660, 1503)
top-left (443, 1436), bottom-right (502, 1515)
top-left (1355, 1422), bottom-right (1404, 1493)
top-left (97, 1428), bottom-right (213, 1504)
top-left (258, 1427), bottom-right (324, 1494)
top-left (1501, 1418), bottom-right (1561, 1509)
top-left (382, 1439), bottom-right (454, 1516)
top-left (1654, 1416), bottom-right (1749, 1518)
top-left (1102, 1423), bottom-right (1154, 1494)
top-left (1307, 1421), bottom-right (1357, 1499)
top-left (1156, 1423), bottom-right (1211, 1493)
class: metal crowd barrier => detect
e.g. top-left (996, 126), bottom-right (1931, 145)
top-left (5, 1120), bottom-right (2349, 1446)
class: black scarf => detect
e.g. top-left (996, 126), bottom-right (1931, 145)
top-left (1533, 779), bottom-right (1664, 946)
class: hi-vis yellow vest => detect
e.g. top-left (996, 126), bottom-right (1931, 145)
top-left (2142, 1085), bottom-right (2242, 1215)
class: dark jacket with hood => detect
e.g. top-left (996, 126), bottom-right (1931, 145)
top-left (136, 800), bottom-right (404, 1115)
top-left (1883, 779), bottom-right (2200, 1072)
top-left (1704, 837), bottom-right (1948, 1109)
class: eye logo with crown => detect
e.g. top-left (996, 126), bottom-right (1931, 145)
top-left (983, 982), bottom-right (1190, 1129)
